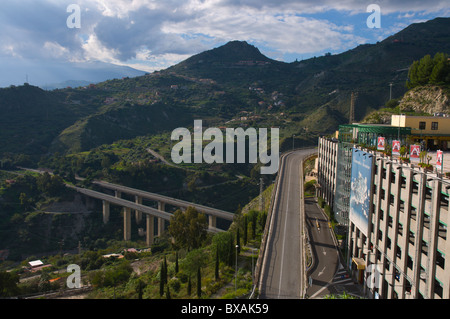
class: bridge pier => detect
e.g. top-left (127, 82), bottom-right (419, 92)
top-left (209, 215), bottom-right (217, 229)
top-left (123, 207), bottom-right (131, 241)
top-left (135, 196), bottom-right (142, 224)
top-left (102, 200), bottom-right (110, 224)
top-left (157, 201), bottom-right (166, 237)
top-left (146, 215), bottom-right (154, 246)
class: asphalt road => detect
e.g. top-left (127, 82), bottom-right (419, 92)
top-left (259, 149), bottom-right (316, 299)
top-left (304, 197), bottom-right (364, 299)
top-left (304, 197), bottom-right (340, 298)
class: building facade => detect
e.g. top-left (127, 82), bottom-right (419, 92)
top-left (349, 152), bottom-right (450, 299)
top-left (317, 137), bottom-right (338, 209)
top-left (318, 131), bottom-right (450, 299)
top-left (391, 114), bottom-right (450, 151)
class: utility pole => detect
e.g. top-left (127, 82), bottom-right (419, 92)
top-left (389, 82), bottom-right (393, 101)
top-left (349, 92), bottom-right (357, 124)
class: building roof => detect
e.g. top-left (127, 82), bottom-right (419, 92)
top-left (352, 257), bottom-right (366, 270)
top-left (339, 123), bottom-right (411, 136)
top-left (29, 260), bottom-right (44, 267)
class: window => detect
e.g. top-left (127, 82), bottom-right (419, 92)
top-left (396, 245), bottom-right (402, 259)
top-left (431, 122), bottom-right (438, 130)
top-left (398, 222), bottom-right (403, 236)
top-left (435, 279), bottom-right (443, 298)
top-left (389, 194), bottom-right (395, 205)
top-left (412, 181), bottom-right (419, 194)
top-left (419, 121), bottom-right (426, 130)
top-left (438, 222), bottom-right (447, 240)
top-left (399, 200), bottom-right (405, 212)
top-left (407, 256), bottom-right (413, 271)
top-left (436, 250), bottom-right (445, 269)
top-left (400, 176), bottom-right (407, 189)
top-left (409, 231), bottom-right (415, 245)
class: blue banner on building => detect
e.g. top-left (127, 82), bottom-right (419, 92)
top-left (349, 149), bottom-right (373, 237)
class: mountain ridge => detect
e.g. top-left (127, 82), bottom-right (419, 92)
top-left (1, 17), bottom-right (449, 157)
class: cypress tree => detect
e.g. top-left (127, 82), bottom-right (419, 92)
top-left (175, 251), bottom-right (179, 274)
top-left (197, 267), bottom-right (202, 298)
top-left (159, 262), bottom-right (164, 297)
top-left (215, 247), bottom-right (219, 280)
top-left (187, 275), bottom-right (192, 296)
top-left (243, 215), bottom-right (248, 245)
top-left (228, 236), bottom-right (234, 266)
top-left (252, 212), bottom-right (257, 239)
top-left (163, 256), bottom-right (168, 284)
top-left (137, 280), bottom-right (144, 299)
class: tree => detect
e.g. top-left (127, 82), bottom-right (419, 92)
top-left (182, 248), bottom-right (208, 276)
top-left (416, 54), bottom-right (434, 86)
top-left (163, 256), bottom-right (168, 284)
top-left (166, 285), bottom-right (171, 299)
top-left (212, 231), bottom-right (234, 266)
top-left (407, 52), bottom-right (450, 88)
top-left (168, 206), bottom-right (208, 250)
top-left (159, 261), bottom-right (165, 297)
top-left (197, 267), bottom-right (202, 298)
top-left (187, 275), bottom-right (192, 296)
top-left (243, 215), bottom-right (248, 245)
top-left (19, 192), bottom-right (33, 211)
top-left (215, 247), bottom-right (219, 281)
top-left (430, 53), bottom-right (450, 84)
top-left (136, 280), bottom-right (145, 299)
top-left (0, 271), bottom-right (20, 297)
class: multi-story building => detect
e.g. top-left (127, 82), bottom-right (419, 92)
top-left (317, 123), bottom-right (450, 299)
top-left (317, 137), bottom-right (338, 209)
top-left (349, 151), bottom-right (450, 299)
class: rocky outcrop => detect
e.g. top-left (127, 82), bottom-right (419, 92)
top-left (399, 85), bottom-right (449, 114)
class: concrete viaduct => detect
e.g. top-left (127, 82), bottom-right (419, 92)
top-left (67, 181), bottom-right (235, 246)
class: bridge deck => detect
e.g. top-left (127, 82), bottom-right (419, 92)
top-left (92, 180), bottom-right (235, 221)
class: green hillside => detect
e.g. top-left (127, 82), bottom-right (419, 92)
top-left (0, 17), bottom-right (449, 158)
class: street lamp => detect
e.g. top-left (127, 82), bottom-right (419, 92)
top-left (235, 244), bottom-right (239, 294)
top-left (251, 248), bottom-right (256, 285)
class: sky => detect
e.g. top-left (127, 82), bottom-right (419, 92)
top-left (0, 0), bottom-right (449, 77)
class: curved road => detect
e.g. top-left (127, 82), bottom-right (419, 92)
top-left (304, 197), bottom-right (340, 298)
top-left (259, 149), bottom-right (316, 299)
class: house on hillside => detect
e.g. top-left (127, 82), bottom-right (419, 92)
top-left (27, 260), bottom-right (52, 272)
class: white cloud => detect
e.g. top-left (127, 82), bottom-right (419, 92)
top-left (43, 41), bottom-right (69, 58)
top-left (81, 34), bottom-right (121, 64)
top-left (163, 7), bottom-right (365, 56)
top-left (0, 0), bottom-right (448, 72)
